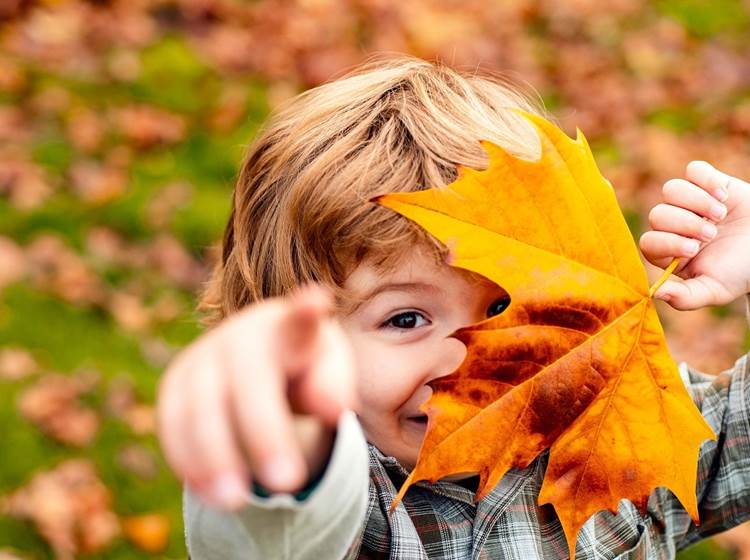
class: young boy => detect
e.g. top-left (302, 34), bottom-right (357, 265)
top-left (156, 56), bottom-right (750, 559)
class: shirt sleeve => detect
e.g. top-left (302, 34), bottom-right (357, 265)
top-left (659, 295), bottom-right (750, 549)
top-left (183, 410), bottom-right (370, 559)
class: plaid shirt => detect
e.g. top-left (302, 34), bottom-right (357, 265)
top-left (345, 349), bottom-right (750, 560)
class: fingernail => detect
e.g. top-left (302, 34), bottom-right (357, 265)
top-left (710, 203), bottom-right (727, 220)
top-left (717, 188), bottom-right (729, 202)
top-left (656, 292), bottom-right (671, 303)
top-left (211, 474), bottom-right (249, 508)
top-left (701, 223), bottom-right (717, 240)
top-left (683, 239), bottom-right (699, 256)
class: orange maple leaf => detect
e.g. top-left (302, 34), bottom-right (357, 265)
top-left (376, 111), bottom-right (716, 558)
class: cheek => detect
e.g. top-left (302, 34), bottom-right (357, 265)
top-left (348, 335), bottom-right (426, 416)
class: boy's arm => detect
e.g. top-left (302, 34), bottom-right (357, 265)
top-left (638, 162), bottom-right (750, 544)
top-left (688, 295), bottom-right (750, 529)
top-left (645, 296), bottom-right (749, 548)
top-left (184, 410), bottom-right (370, 560)
top-left (658, 330), bottom-right (750, 548)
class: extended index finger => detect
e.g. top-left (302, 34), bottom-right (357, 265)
top-left (222, 317), bottom-right (309, 493)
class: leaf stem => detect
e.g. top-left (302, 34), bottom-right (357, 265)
top-left (648, 258), bottom-right (680, 298)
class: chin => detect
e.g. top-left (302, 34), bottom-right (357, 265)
top-left (384, 440), bottom-right (417, 470)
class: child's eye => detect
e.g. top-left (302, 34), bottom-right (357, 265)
top-left (381, 311), bottom-right (429, 330)
top-left (486, 294), bottom-right (511, 318)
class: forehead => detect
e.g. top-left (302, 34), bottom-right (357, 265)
top-left (338, 245), bottom-right (496, 313)
top-left (346, 245), bottom-right (455, 288)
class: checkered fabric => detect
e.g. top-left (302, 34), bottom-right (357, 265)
top-left (345, 351), bottom-right (750, 559)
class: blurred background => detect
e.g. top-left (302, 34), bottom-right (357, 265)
top-left (0, 0), bottom-right (748, 558)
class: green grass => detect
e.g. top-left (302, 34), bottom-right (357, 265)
top-left (0, 295), bottom-right (183, 557)
top-left (645, 106), bottom-right (702, 135)
top-left (657, 0), bottom-right (750, 38)
top-left (0, 32), bottom-right (269, 556)
top-left (679, 540), bottom-right (735, 560)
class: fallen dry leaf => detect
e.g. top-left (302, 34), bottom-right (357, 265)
top-left (0, 152), bottom-right (53, 210)
top-left (0, 347), bottom-right (37, 381)
top-left (65, 107), bottom-right (106, 153)
top-left (0, 235), bottom-right (26, 290)
top-left (116, 443), bottom-right (159, 480)
top-left (150, 292), bottom-right (186, 323)
top-left (121, 513), bottom-right (170, 553)
top-left (106, 48), bottom-right (141, 82)
top-left (378, 112), bottom-right (715, 557)
top-left (1, 459), bottom-right (120, 560)
top-left (0, 550), bottom-right (29, 560)
top-left (105, 377), bottom-right (156, 435)
top-left (107, 291), bottom-right (152, 332)
top-left (208, 83), bottom-right (248, 132)
top-left (105, 376), bottom-right (136, 418)
top-left (113, 105), bottom-right (187, 149)
top-left (147, 234), bottom-right (206, 290)
top-left (26, 234), bottom-right (106, 305)
top-left (145, 181), bottom-right (192, 229)
top-left (0, 106), bottom-right (30, 144)
top-left (140, 336), bottom-right (177, 368)
top-left (124, 403), bottom-right (156, 436)
top-left (18, 372), bottom-right (100, 447)
top-left (68, 160), bottom-right (127, 205)
top-left (0, 55), bottom-right (26, 92)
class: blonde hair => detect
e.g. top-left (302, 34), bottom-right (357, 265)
top-left (200, 55), bottom-right (547, 325)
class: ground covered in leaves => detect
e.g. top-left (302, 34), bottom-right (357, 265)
top-left (0, 0), bottom-right (748, 558)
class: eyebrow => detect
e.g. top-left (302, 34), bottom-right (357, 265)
top-left (344, 281), bottom-right (438, 315)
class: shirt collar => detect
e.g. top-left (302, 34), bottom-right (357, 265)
top-left (368, 443), bottom-right (548, 507)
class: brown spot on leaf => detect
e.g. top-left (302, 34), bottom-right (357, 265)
top-left (525, 302), bottom-right (606, 333)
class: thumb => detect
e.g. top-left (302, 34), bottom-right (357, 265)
top-left (653, 276), bottom-right (720, 310)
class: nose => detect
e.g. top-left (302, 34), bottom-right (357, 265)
top-left (427, 336), bottom-right (467, 383)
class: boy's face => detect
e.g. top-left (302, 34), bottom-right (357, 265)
top-left (339, 248), bottom-right (509, 469)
